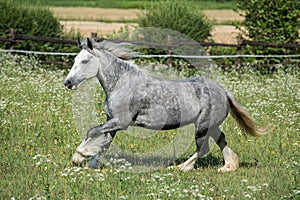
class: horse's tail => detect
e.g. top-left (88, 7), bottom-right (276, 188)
top-left (226, 91), bottom-right (269, 137)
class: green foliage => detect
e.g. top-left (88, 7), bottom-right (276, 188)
top-left (137, 0), bottom-right (213, 42)
top-left (237, 0), bottom-right (300, 62)
top-left (0, 1), bottom-right (62, 45)
top-left (209, 46), bottom-right (238, 66)
top-left (0, 1), bottom-right (80, 64)
top-left (11, 0), bottom-right (238, 10)
top-left (10, 0), bottom-right (153, 9)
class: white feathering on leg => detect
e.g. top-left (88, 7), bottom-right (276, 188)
top-left (218, 146), bottom-right (239, 172)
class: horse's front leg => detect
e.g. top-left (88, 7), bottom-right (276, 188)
top-left (86, 118), bottom-right (126, 168)
top-left (87, 131), bottom-right (116, 168)
top-left (86, 118), bottom-right (124, 138)
top-left (72, 132), bottom-right (114, 167)
top-left (72, 118), bottom-right (126, 168)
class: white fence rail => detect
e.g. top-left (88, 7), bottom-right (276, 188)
top-left (1, 49), bottom-right (299, 59)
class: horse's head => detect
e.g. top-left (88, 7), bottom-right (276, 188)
top-left (64, 38), bottom-right (100, 90)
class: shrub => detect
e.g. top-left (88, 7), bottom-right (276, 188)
top-left (209, 46), bottom-right (238, 66)
top-left (0, 1), bottom-right (80, 65)
top-left (137, 0), bottom-right (213, 42)
top-left (0, 1), bottom-right (63, 49)
top-left (237, 0), bottom-right (300, 62)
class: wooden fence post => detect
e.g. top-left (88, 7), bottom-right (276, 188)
top-left (9, 29), bottom-right (17, 50)
top-left (235, 34), bottom-right (243, 65)
top-left (167, 35), bottom-right (172, 66)
top-left (91, 32), bottom-right (97, 40)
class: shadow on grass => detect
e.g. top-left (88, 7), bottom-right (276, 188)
top-left (174, 155), bottom-right (259, 169)
top-left (81, 152), bottom-right (260, 171)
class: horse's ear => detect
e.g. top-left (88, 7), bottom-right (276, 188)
top-left (87, 38), bottom-right (93, 50)
top-left (77, 38), bottom-right (82, 49)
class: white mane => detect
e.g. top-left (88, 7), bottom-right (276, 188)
top-left (90, 39), bottom-right (139, 60)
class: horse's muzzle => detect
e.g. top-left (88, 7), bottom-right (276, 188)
top-left (64, 79), bottom-right (75, 90)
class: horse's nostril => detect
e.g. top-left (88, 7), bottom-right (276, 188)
top-left (64, 80), bottom-right (72, 89)
top-left (64, 80), bottom-right (70, 86)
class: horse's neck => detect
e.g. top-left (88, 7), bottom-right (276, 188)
top-left (97, 53), bottom-right (138, 96)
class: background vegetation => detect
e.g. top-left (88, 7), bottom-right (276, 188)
top-left (0, 1), bottom-right (80, 63)
top-left (137, 0), bottom-right (212, 42)
top-left (10, 0), bottom-right (239, 9)
top-left (0, 1), bottom-right (62, 39)
top-left (237, 0), bottom-right (300, 63)
top-left (1, 53), bottom-right (299, 199)
top-left (1, 0), bottom-right (299, 68)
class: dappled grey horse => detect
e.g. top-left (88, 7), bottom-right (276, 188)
top-left (64, 38), bottom-right (268, 172)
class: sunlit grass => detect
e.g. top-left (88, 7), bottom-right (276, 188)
top-left (0, 53), bottom-right (299, 199)
top-left (13, 0), bottom-right (239, 10)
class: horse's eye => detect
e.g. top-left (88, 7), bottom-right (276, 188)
top-left (81, 60), bottom-right (88, 64)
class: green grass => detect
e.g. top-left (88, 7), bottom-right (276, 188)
top-left (0, 53), bottom-right (299, 199)
top-left (11, 0), bottom-right (238, 10)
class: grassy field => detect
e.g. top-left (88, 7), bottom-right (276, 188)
top-left (0, 53), bottom-right (299, 199)
top-left (13, 0), bottom-right (239, 9)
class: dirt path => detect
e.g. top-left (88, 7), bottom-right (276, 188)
top-left (52, 7), bottom-right (140, 21)
top-left (203, 10), bottom-right (243, 22)
top-left (61, 21), bottom-right (240, 44)
top-left (60, 21), bottom-right (137, 37)
top-left (53, 7), bottom-right (243, 43)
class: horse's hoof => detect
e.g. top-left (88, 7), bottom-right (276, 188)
top-left (218, 147), bottom-right (239, 172)
top-left (217, 160), bottom-right (239, 173)
top-left (177, 163), bottom-right (194, 171)
top-left (217, 166), bottom-right (232, 172)
top-left (72, 152), bottom-right (85, 165)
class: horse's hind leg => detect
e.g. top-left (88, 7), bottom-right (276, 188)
top-left (176, 128), bottom-right (210, 171)
top-left (216, 131), bottom-right (239, 172)
top-left (176, 128), bottom-right (239, 172)
top-left (176, 152), bottom-right (198, 171)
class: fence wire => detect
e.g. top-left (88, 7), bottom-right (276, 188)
top-left (0, 49), bottom-right (300, 59)
top-left (0, 49), bottom-right (78, 56)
